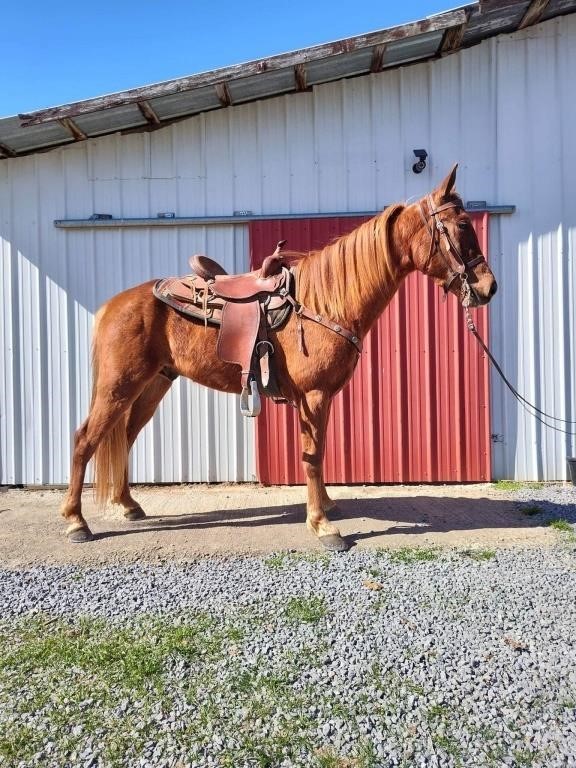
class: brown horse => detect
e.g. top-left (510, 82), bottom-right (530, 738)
top-left (61, 165), bottom-right (497, 551)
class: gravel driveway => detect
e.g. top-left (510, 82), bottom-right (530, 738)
top-left (0, 483), bottom-right (575, 767)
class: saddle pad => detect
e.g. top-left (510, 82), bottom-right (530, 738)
top-left (217, 300), bottom-right (261, 369)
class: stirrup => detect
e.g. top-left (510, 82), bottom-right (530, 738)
top-left (240, 378), bottom-right (261, 417)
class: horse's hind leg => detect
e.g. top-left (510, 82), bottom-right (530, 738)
top-left (298, 390), bottom-right (348, 552)
top-left (111, 375), bottom-right (173, 521)
top-left (61, 378), bottom-right (153, 542)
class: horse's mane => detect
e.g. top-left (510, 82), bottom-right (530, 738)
top-left (292, 204), bottom-right (404, 323)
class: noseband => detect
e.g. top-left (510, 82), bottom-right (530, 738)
top-left (418, 195), bottom-right (485, 305)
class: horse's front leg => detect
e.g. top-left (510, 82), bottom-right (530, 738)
top-left (298, 390), bottom-right (349, 552)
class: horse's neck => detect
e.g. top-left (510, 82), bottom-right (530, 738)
top-left (351, 207), bottom-right (416, 338)
top-left (293, 206), bottom-right (417, 340)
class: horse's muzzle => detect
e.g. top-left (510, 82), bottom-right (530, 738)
top-left (469, 279), bottom-right (498, 307)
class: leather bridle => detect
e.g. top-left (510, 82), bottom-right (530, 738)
top-left (418, 194), bottom-right (485, 305)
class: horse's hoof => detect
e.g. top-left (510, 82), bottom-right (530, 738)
top-left (319, 534), bottom-right (349, 552)
top-left (124, 507), bottom-right (146, 521)
top-left (68, 527), bottom-right (95, 544)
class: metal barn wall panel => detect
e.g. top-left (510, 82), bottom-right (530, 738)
top-left (251, 216), bottom-right (491, 484)
top-left (486, 18), bottom-right (576, 480)
top-left (1, 15), bottom-right (575, 483)
top-left (0, 144), bottom-right (255, 483)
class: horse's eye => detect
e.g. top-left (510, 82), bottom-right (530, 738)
top-left (457, 221), bottom-right (469, 230)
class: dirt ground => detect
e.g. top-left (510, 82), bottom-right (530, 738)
top-left (0, 483), bottom-right (560, 568)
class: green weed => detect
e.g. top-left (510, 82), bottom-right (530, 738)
top-left (387, 547), bottom-right (438, 564)
top-left (264, 551), bottom-right (331, 569)
top-left (461, 549), bottom-right (496, 561)
top-left (284, 595), bottom-right (327, 624)
top-left (494, 480), bottom-right (542, 491)
top-left (548, 518), bottom-right (573, 533)
top-left (513, 748), bottom-right (539, 767)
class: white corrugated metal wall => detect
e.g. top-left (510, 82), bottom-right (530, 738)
top-left (1, 15), bottom-right (575, 483)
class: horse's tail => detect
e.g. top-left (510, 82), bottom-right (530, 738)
top-left (91, 308), bottom-right (128, 507)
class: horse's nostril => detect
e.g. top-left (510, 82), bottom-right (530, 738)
top-left (489, 281), bottom-right (498, 297)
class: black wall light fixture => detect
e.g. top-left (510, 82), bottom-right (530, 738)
top-left (412, 149), bottom-right (428, 174)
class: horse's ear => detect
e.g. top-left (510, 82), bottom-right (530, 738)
top-left (437, 163), bottom-right (458, 199)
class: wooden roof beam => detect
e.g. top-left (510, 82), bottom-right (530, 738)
top-left (370, 45), bottom-right (387, 73)
top-left (18, 8), bottom-right (467, 127)
top-left (439, 8), bottom-right (471, 55)
top-left (59, 117), bottom-right (87, 141)
top-left (294, 63), bottom-right (308, 91)
top-left (137, 100), bottom-right (161, 125)
top-left (518, 0), bottom-right (551, 29)
top-left (214, 82), bottom-right (232, 107)
top-left (439, 22), bottom-right (467, 54)
top-left (0, 140), bottom-right (17, 158)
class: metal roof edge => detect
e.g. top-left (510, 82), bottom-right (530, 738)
top-left (1, 0), bottom-right (575, 160)
top-left (17, 7), bottom-right (470, 127)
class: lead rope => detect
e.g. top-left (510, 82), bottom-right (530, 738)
top-left (461, 282), bottom-right (576, 436)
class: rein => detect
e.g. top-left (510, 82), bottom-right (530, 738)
top-left (463, 308), bottom-right (576, 436)
top-left (420, 196), bottom-right (576, 436)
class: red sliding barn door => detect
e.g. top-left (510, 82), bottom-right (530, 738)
top-left (250, 213), bottom-right (491, 484)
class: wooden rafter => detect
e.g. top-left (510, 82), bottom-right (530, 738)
top-left (137, 100), bottom-right (160, 125)
top-left (214, 82), bottom-right (232, 107)
top-left (59, 117), bottom-right (87, 141)
top-left (370, 45), bottom-right (387, 73)
top-left (294, 63), bottom-right (308, 91)
top-left (439, 21), bottom-right (468, 54)
top-left (518, 0), bottom-right (551, 29)
top-left (18, 8), bottom-right (467, 127)
top-left (0, 140), bottom-right (17, 158)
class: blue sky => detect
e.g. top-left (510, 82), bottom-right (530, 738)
top-left (1, 1), bottom-right (454, 117)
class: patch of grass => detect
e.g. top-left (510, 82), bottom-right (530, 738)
top-left (263, 552), bottom-right (288, 568)
top-left (494, 480), bottom-right (542, 491)
top-left (0, 613), bottom-right (245, 766)
top-left (369, 595), bottom-right (388, 612)
top-left (314, 749), bottom-right (356, 767)
top-left (405, 679), bottom-right (425, 695)
top-left (387, 547), bottom-right (438, 564)
top-left (264, 551), bottom-right (331, 569)
top-left (314, 740), bottom-right (379, 768)
top-left (513, 748), bottom-right (539, 767)
top-left (0, 613), bottom-right (231, 690)
top-left (522, 505), bottom-right (542, 516)
top-left (461, 549), bottom-right (496, 561)
top-left (494, 480), bottom-right (524, 491)
top-left (354, 739), bottom-right (380, 768)
top-left (0, 724), bottom-right (37, 763)
top-left (427, 703), bottom-right (450, 721)
top-left (434, 733), bottom-right (463, 764)
top-left (284, 595), bottom-right (327, 624)
top-left (548, 518), bottom-right (573, 533)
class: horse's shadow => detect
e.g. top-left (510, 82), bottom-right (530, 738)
top-left (93, 494), bottom-right (570, 544)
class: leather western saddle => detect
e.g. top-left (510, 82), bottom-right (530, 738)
top-left (153, 241), bottom-right (292, 416)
